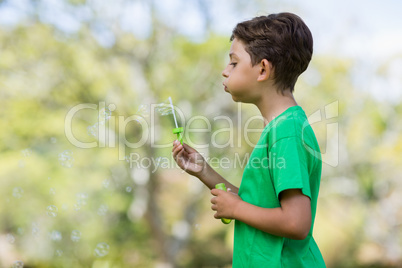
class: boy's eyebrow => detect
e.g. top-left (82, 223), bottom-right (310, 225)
top-left (229, 52), bottom-right (238, 58)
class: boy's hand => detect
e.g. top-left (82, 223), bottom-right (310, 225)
top-left (210, 188), bottom-right (242, 220)
top-left (172, 140), bottom-right (206, 176)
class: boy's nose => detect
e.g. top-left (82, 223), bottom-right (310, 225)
top-left (222, 67), bottom-right (229, 78)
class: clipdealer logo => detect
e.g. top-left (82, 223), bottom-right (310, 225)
top-left (64, 101), bottom-right (339, 167)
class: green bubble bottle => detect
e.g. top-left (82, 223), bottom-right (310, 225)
top-left (215, 183), bottom-right (232, 224)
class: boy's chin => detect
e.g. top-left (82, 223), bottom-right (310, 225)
top-left (228, 93), bottom-right (240, 102)
top-left (231, 96), bottom-right (241, 103)
top-left (231, 95), bottom-right (251, 104)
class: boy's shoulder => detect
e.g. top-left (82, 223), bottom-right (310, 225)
top-left (267, 106), bottom-right (307, 141)
top-left (264, 106), bottom-right (320, 155)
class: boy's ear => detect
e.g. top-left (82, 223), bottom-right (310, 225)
top-left (257, 59), bottom-right (273, 82)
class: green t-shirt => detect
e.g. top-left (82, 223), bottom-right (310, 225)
top-left (233, 106), bottom-right (326, 268)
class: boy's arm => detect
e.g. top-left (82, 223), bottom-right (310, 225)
top-left (211, 188), bottom-right (311, 240)
top-left (173, 141), bottom-right (239, 193)
top-left (197, 162), bottom-right (239, 193)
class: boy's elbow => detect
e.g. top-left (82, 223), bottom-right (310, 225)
top-left (287, 219), bottom-right (310, 240)
top-left (291, 228), bottom-right (309, 240)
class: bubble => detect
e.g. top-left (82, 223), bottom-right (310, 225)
top-left (21, 149), bottom-right (31, 157)
top-left (97, 204), bottom-right (108, 216)
top-left (49, 230), bottom-right (62, 241)
top-left (71, 230), bottom-right (81, 242)
top-left (155, 157), bottom-right (162, 166)
top-left (58, 150), bottom-right (74, 168)
top-left (88, 106), bottom-right (113, 139)
top-left (76, 192), bottom-right (88, 200)
top-left (62, 204), bottom-right (69, 211)
top-left (99, 107), bottom-right (112, 122)
top-left (87, 123), bottom-right (99, 138)
top-left (76, 193), bottom-right (88, 206)
top-left (46, 205), bottom-right (58, 217)
top-left (74, 192), bottom-right (88, 211)
top-left (55, 249), bottom-right (63, 257)
top-left (12, 260), bottom-right (24, 268)
top-left (50, 137), bottom-right (57, 144)
top-left (7, 233), bottom-right (15, 244)
top-left (94, 242), bottom-right (110, 257)
top-left (108, 103), bottom-right (116, 111)
top-left (102, 179), bottom-right (111, 189)
top-left (32, 223), bottom-right (40, 237)
top-left (194, 224), bottom-right (201, 230)
top-left (155, 103), bottom-right (173, 116)
top-left (17, 228), bottom-right (24, 235)
top-left (12, 187), bottom-right (24, 198)
top-left (49, 188), bottom-right (56, 195)
top-left (137, 104), bottom-right (149, 117)
top-left (125, 186), bottom-right (132, 193)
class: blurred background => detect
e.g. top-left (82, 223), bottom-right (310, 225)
top-left (1, 0), bottom-right (401, 267)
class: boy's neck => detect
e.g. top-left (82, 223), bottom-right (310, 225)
top-left (255, 87), bottom-right (298, 126)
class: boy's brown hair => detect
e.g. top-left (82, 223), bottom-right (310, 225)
top-left (231, 12), bottom-right (313, 93)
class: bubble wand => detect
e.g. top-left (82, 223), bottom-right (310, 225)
top-left (169, 97), bottom-right (183, 144)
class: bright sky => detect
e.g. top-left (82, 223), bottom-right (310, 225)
top-left (1, 0), bottom-right (401, 57)
top-left (1, 0), bottom-right (401, 101)
top-left (295, 0), bottom-right (402, 59)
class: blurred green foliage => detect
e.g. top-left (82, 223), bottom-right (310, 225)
top-left (0, 1), bottom-right (401, 268)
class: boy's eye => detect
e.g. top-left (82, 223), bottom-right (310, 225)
top-left (230, 62), bottom-right (237, 66)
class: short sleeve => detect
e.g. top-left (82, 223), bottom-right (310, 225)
top-left (269, 136), bottom-right (311, 200)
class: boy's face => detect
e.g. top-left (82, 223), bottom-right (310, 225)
top-left (222, 38), bottom-right (261, 103)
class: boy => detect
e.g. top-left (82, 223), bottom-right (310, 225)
top-left (172, 12), bottom-right (326, 267)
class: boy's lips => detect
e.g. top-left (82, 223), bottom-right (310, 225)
top-left (223, 83), bottom-right (228, 92)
